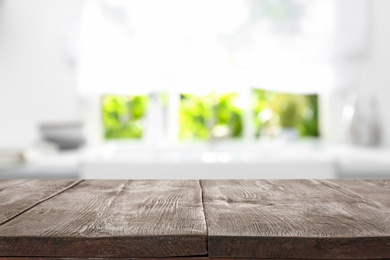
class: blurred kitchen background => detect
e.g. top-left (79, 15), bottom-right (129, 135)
top-left (1, 0), bottom-right (389, 179)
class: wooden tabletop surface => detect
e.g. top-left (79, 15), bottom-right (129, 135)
top-left (0, 179), bottom-right (390, 259)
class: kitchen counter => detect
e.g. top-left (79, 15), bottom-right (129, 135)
top-left (0, 151), bottom-right (81, 179)
top-left (81, 142), bottom-right (337, 179)
top-left (2, 143), bottom-right (390, 179)
top-left (332, 145), bottom-right (390, 178)
top-left (1, 179), bottom-right (390, 259)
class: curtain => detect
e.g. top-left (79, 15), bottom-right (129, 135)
top-left (77, 0), bottom-right (368, 95)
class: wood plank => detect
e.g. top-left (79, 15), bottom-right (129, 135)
top-left (0, 258), bottom-right (367, 260)
top-left (0, 180), bottom-right (207, 258)
top-left (0, 179), bottom-right (81, 225)
top-left (321, 179), bottom-right (390, 207)
top-left (201, 179), bottom-right (390, 259)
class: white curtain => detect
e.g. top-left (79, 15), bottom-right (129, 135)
top-left (77, 0), bottom-right (367, 95)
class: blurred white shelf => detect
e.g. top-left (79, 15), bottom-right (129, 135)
top-left (2, 142), bottom-right (390, 180)
top-left (331, 146), bottom-right (390, 178)
top-left (0, 150), bottom-right (81, 179)
top-left (81, 142), bottom-right (336, 179)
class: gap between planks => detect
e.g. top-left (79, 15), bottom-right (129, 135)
top-left (0, 180), bottom-right (84, 226)
top-left (199, 179), bottom-right (209, 255)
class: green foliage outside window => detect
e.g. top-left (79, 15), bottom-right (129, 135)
top-left (102, 95), bottom-right (149, 139)
top-left (179, 93), bottom-right (243, 141)
top-left (101, 90), bottom-right (318, 141)
top-left (252, 89), bottom-right (319, 138)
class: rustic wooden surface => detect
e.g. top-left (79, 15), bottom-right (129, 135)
top-left (0, 180), bottom-right (207, 258)
top-left (0, 179), bottom-right (81, 225)
top-left (2, 179), bottom-right (390, 259)
top-left (201, 179), bottom-right (390, 259)
top-left (0, 258), bottom-right (371, 260)
top-left (5, 258), bottom-right (388, 260)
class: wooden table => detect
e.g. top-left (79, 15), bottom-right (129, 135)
top-left (1, 179), bottom-right (390, 259)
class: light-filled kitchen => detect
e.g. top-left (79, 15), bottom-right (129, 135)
top-left (1, 0), bottom-right (390, 180)
top-left (4, 1), bottom-right (390, 260)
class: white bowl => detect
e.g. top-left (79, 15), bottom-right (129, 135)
top-left (40, 122), bottom-right (86, 150)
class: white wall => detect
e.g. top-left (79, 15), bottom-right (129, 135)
top-left (358, 0), bottom-right (390, 147)
top-left (0, 0), bottom-right (81, 148)
top-left (315, 0), bottom-right (390, 147)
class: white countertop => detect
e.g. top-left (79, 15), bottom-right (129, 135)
top-left (81, 141), bottom-right (336, 179)
top-left (330, 145), bottom-right (390, 178)
top-left (2, 142), bottom-right (389, 179)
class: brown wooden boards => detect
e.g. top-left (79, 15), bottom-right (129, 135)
top-left (0, 179), bottom-right (81, 225)
top-left (0, 180), bottom-right (207, 258)
top-left (201, 179), bottom-right (390, 259)
top-left (2, 179), bottom-right (390, 259)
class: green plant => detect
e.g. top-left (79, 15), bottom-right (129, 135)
top-left (101, 90), bottom-right (318, 141)
top-left (298, 94), bottom-right (319, 137)
top-left (252, 89), bottom-right (319, 138)
top-left (102, 95), bottom-right (149, 139)
top-left (179, 92), bottom-right (243, 141)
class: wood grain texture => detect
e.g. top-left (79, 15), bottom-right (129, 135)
top-left (201, 179), bottom-right (390, 259)
top-left (0, 180), bottom-right (207, 258)
top-left (0, 258), bottom-right (373, 260)
top-left (0, 179), bottom-right (81, 225)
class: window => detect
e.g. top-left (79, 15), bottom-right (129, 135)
top-left (101, 90), bottom-right (318, 142)
top-left (78, 0), bottom-right (368, 145)
top-left (102, 95), bottom-right (149, 139)
top-left (179, 93), bottom-right (243, 141)
top-left (252, 89), bottom-right (319, 139)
